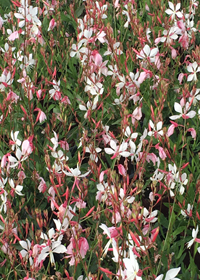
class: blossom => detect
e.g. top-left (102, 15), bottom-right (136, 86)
top-left (99, 224), bottom-right (119, 262)
top-left (49, 80), bottom-right (62, 100)
top-left (148, 120), bottom-right (163, 137)
top-left (10, 131), bottom-right (21, 151)
top-left (155, 267), bottom-right (181, 280)
top-left (169, 102), bottom-right (196, 120)
top-left (0, 69), bottom-right (13, 91)
top-left (8, 148), bottom-right (28, 169)
top-left (123, 249), bottom-right (142, 280)
top-left (63, 165), bottom-right (90, 178)
top-left (8, 179), bottom-right (24, 196)
top-left (66, 236), bottom-right (89, 266)
top-left (79, 100), bottom-right (97, 119)
top-left (137, 44), bottom-right (159, 63)
top-left (165, 2), bottom-right (183, 20)
top-left (181, 204), bottom-right (193, 218)
top-left (105, 140), bottom-right (130, 159)
top-left (38, 228), bottom-right (67, 265)
top-left (187, 62), bottom-right (200, 82)
top-left (187, 226), bottom-right (199, 248)
top-left (19, 239), bottom-right (33, 266)
top-left (48, 18), bottom-right (56, 31)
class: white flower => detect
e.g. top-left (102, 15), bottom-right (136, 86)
top-left (169, 102), bottom-right (196, 120)
top-left (38, 228), bottom-right (67, 265)
top-left (105, 140), bottom-right (130, 158)
top-left (188, 88), bottom-right (200, 105)
top-left (10, 131), bottom-right (21, 151)
top-left (99, 224), bottom-right (119, 262)
top-left (155, 267), bottom-right (181, 280)
top-left (8, 179), bottom-right (24, 196)
top-left (123, 249), bottom-right (142, 280)
top-left (165, 1), bottom-right (183, 20)
top-left (79, 100), bottom-right (97, 119)
top-left (181, 203), bottom-right (193, 217)
top-left (187, 62), bottom-right (200, 82)
top-left (148, 120), bottom-right (163, 137)
top-left (84, 74), bottom-right (103, 96)
top-left (137, 44), bottom-right (159, 63)
top-left (63, 165), bottom-right (90, 178)
top-left (49, 79), bottom-right (61, 100)
top-left (125, 126), bottom-right (138, 139)
top-left (187, 226), bottom-right (198, 248)
top-left (0, 70), bottom-right (13, 91)
top-left (8, 148), bottom-right (28, 169)
top-left (19, 239), bottom-right (33, 266)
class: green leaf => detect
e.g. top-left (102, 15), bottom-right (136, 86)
top-left (172, 226), bottom-right (185, 238)
top-left (75, 5), bottom-right (85, 18)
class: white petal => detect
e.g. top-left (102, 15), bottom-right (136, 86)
top-left (176, 3), bottom-right (181, 11)
top-left (165, 9), bottom-right (173, 15)
top-left (143, 45), bottom-right (150, 56)
top-left (174, 102), bottom-right (182, 113)
top-left (187, 74), bottom-right (194, 82)
top-left (19, 241), bottom-right (28, 250)
top-left (186, 111), bottom-right (196, 118)
top-left (165, 267), bottom-right (181, 279)
top-left (157, 121), bottom-right (162, 131)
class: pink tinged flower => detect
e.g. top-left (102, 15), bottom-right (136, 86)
top-left (181, 203), bottom-right (193, 218)
top-left (95, 30), bottom-right (106, 43)
top-left (178, 73), bottom-right (185, 84)
top-left (38, 177), bottom-right (47, 193)
top-left (155, 144), bottom-right (167, 160)
top-left (79, 101), bottom-right (97, 119)
top-left (49, 80), bottom-right (62, 100)
top-left (66, 237), bottom-right (89, 266)
top-left (187, 226), bottom-right (199, 248)
top-left (187, 62), bottom-right (200, 82)
top-left (171, 47), bottom-right (177, 59)
top-left (61, 96), bottom-right (71, 105)
top-left (34, 108), bottom-right (47, 123)
top-left (91, 50), bottom-right (102, 66)
top-left (6, 91), bottom-right (19, 103)
top-left (48, 18), bottom-right (56, 31)
top-left (22, 140), bottom-right (33, 155)
top-left (18, 170), bottom-right (26, 181)
top-left (167, 121), bottom-right (178, 137)
top-left (155, 267), bottom-right (181, 280)
top-left (59, 140), bottom-right (69, 150)
top-left (165, 1), bottom-right (183, 20)
top-left (188, 128), bottom-right (196, 139)
top-left (118, 164), bottom-right (126, 176)
top-left (8, 31), bottom-right (19, 41)
top-left (169, 102), bottom-right (196, 120)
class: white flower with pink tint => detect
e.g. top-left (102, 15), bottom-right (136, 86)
top-left (48, 18), bottom-right (56, 31)
top-left (165, 1), bottom-right (183, 20)
top-left (170, 102), bottom-right (196, 120)
top-left (137, 44), bottom-right (159, 63)
top-left (66, 236), bottom-right (89, 266)
top-left (187, 62), bottom-right (200, 82)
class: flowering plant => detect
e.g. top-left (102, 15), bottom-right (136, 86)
top-left (0, 0), bottom-right (200, 279)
